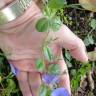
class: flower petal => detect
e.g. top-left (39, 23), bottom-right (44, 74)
top-left (42, 74), bottom-right (59, 84)
top-left (10, 64), bottom-right (19, 76)
top-left (51, 87), bottom-right (70, 96)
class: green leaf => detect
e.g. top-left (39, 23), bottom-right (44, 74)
top-left (71, 78), bottom-right (79, 91)
top-left (65, 51), bottom-right (72, 61)
top-left (90, 19), bottom-right (96, 30)
top-left (84, 34), bottom-right (94, 46)
top-left (46, 89), bottom-right (52, 96)
top-left (7, 79), bottom-right (16, 89)
top-left (43, 46), bottom-right (53, 61)
top-left (35, 59), bottom-right (45, 72)
top-left (48, 0), bottom-right (67, 10)
top-left (50, 17), bottom-right (62, 31)
top-left (39, 84), bottom-right (47, 96)
top-left (36, 18), bottom-right (49, 32)
top-left (43, 6), bottom-right (56, 18)
top-left (71, 69), bottom-right (76, 76)
top-left (71, 63), bottom-right (92, 92)
top-left (43, 6), bottom-right (51, 17)
top-left (79, 67), bottom-right (86, 75)
top-left (65, 59), bottom-right (72, 68)
top-left (48, 64), bottom-right (60, 75)
top-left (2, 79), bottom-right (17, 95)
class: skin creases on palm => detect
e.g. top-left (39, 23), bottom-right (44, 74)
top-left (0, 13), bottom-right (60, 72)
top-left (0, 18), bottom-right (88, 72)
top-left (0, 3), bottom-right (45, 72)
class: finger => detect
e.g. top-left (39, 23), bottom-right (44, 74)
top-left (69, 39), bottom-right (88, 62)
top-left (57, 25), bottom-right (88, 62)
top-left (16, 71), bottom-right (32, 96)
top-left (9, 59), bottom-right (38, 72)
top-left (45, 40), bottom-right (71, 94)
top-left (28, 72), bottom-right (41, 96)
top-left (56, 53), bottom-right (71, 95)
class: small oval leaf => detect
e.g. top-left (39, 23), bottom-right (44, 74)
top-left (35, 59), bottom-right (45, 72)
top-left (48, 64), bottom-right (60, 75)
top-left (43, 46), bottom-right (53, 61)
top-left (48, 0), bottom-right (67, 10)
top-left (36, 18), bottom-right (49, 32)
top-left (51, 17), bottom-right (62, 31)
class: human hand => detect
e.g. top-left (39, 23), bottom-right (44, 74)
top-left (0, 0), bottom-right (88, 96)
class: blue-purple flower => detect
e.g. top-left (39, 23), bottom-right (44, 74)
top-left (10, 64), bottom-right (19, 76)
top-left (51, 87), bottom-right (70, 96)
top-left (42, 74), bottom-right (59, 85)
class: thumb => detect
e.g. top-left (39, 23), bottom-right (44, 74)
top-left (58, 25), bottom-right (88, 62)
top-left (69, 39), bottom-right (88, 62)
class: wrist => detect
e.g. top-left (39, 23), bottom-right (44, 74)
top-left (0, 0), bottom-right (33, 26)
top-left (0, 0), bottom-right (41, 30)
